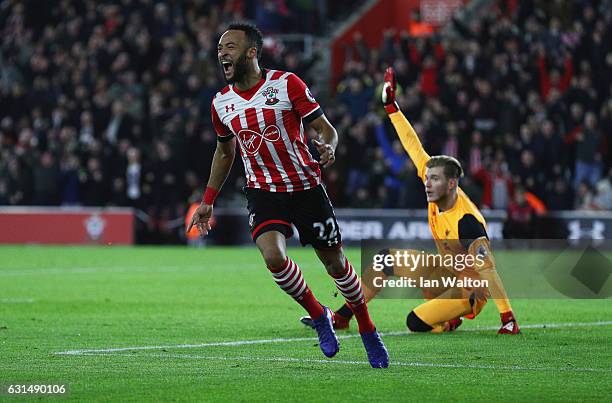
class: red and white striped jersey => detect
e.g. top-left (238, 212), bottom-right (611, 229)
top-left (211, 69), bottom-right (323, 192)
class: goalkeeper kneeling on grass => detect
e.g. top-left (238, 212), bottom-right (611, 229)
top-left (301, 67), bottom-right (520, 335)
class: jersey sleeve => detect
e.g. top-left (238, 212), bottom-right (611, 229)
top-left (211, 102), bottom-right (234, 142)
top-left (389, 111), bottom-right (431, 180)
top-left (287, 73), bottom-right (323, 123)
top-left (458, 213), bottom-right (489, 250)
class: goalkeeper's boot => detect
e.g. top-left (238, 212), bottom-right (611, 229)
top-left (382, 66), bottom-right (400, 114)
top-left (498, 311), bottom-right (520, 334)
top-left (360, 329), bottom-right (389, 368)
top-left (300, 311), bottom-right (351, 330)
top-left (312, 306), bottom-right (340, 358)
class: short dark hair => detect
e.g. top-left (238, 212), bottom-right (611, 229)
top-left (426, 155), bottom-right (464, 179)
top-left (227, 22), bottom-right (264, 60)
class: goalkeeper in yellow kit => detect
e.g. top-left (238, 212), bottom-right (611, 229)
top-left (302, 67), bottom-right (520, 334)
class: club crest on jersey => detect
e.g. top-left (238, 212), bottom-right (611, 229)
top-left (238, 125), bottom-right (281, 155)
top-left (261, 87), bottom-right (279, 105)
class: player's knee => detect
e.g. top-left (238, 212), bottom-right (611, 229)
top-left (406, 311), bottom-right (433, 332)
top-left (262, 250), bottom-right (287, 270)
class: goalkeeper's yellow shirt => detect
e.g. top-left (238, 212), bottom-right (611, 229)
top-left (388, 111), bottom-right (488, 256)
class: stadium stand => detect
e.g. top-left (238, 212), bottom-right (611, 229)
top-left (0, 0), bottom-right (611, 243)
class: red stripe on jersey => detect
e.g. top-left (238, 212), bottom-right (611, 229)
top-left (211, 103), bottom-right (231, 137)
top-left (262, 108), bottom-right (302, 192)
top-left (230, 115), bottom-right (267, 190)
top-left (286, 73), bottom-right (320, 118)
top-left (212, 71), bottom-right (322, 193)
top-left (270, 71), bottom-right (284, 80)
top-left (282, 110), bottom-right (319, 188)
top-left (245, 108), bottom-right (285, 192)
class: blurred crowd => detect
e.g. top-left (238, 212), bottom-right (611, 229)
top-left (0, 0), bottom-right (611, 243)
top-left (0, 0), bottom-right (361, 242)
top-left (329, 0), bottom-right (612, 218)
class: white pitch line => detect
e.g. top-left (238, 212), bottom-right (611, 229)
top-left (0, 298), bottom-right (36, 303)
top-left (0, 264), bottom-right (263, 276)
top-left (76, 352), bottom-right (612, 373)
top-left (0, 266), bottom-right (202, 276)
top-left (54, 321), bottom-right (612, 356)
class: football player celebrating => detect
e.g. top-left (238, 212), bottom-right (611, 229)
top-left (187, 23), bottom-right (388, 367)
top-left (302, 67), bottom-right (520, 335)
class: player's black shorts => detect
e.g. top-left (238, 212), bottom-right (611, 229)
top-left (243, 184), bottom-right (342, 249)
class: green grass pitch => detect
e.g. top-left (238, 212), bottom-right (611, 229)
top-left (1, 245), bottom-right (611, 401)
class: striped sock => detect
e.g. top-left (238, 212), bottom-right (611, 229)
top-left (332, 258), bottom-right (375, 333)
top-left (269, 257), bottom-right (324, 320)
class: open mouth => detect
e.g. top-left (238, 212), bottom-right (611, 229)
top-left (221, 60), bottom-right (233, 76)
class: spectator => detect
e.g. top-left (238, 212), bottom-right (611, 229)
top-left (503, 187), bottom-right (536, 239)
top-left (126, 147), bottom-right (142, 208)
top-left (536, 44), bottom-right (573, 101)
top-left (546, 177), bottom-right (574, 211)
top-left (59, 153), bottom-right (81, 206)
top-left (0, 0), bottom-right (610, 245)
top-left (575, 180), bottom-right (595, 210)
top-left (80, 157), bottom-right (109, 206)
top-left (573, 112), bottom-right (603, 189)
top-left (32, 151), bottom-right (59, 205)
top-left (592, 175), bottom-right (612, 211)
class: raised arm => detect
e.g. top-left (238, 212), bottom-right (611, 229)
top-left (382, 67), bottom-right (430, 179)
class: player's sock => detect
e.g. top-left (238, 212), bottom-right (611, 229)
top-left (269, 257), bottom-right (324, 320)
top-left (479, 268), bottom-right (513, 313)
top-left (331, 257), bottom-right (375, 334)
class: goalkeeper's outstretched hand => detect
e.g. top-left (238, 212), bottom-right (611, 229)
top-left (382, 67), bottom-right (399, 114)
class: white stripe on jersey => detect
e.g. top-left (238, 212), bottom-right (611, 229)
top-left (238, 112), bottom-right (275, 191)
top-left (293, 120), bottom-right (318, 179)
top-left (274, 109), bottom-right (311, 189)
top-left (255, 109), bottom-right (293, 192)
top-left (234, 125), bottom-right (260, 189)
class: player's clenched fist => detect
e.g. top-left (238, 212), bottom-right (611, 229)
top-left (312, 139), bottom-right (336, 168)
top-left (187, 203), bottom-right (213, 237)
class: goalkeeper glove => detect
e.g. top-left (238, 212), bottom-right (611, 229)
top-left (382, 66), bottom-right (400, 114)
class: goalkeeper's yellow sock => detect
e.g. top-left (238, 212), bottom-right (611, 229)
top-left (479, 268), bottom-right (513, 313)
